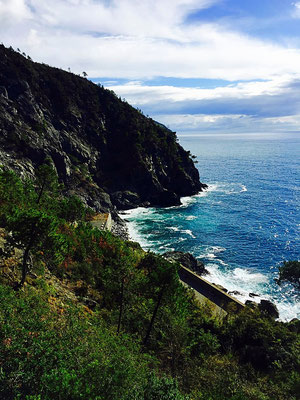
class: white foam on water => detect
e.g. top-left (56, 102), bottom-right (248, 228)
top-left (177, 237), bottom-right (188, 243)
top-left (120, 207), bottom-right (156, 249)
top-left (211, 246), bottom-right (226, 253)
top-left (166, 226), bottom-right (196, 238)
top-left (179, 196), bottom-right (198, 207)
top-left (118, 191), bottom-right (299, 321)
top-left (207, 181), bottom-right (248, 195)
top-left (203, 261), bottom-right (300, 321)
top-left (233, 268), bottom-right (268, 284)
top-left (186, 215), bottom-right (197, 221)
top-left (181, 229), bottom-right (196, 238)
top-left (205, 263), bottom-right (266, 303)
top-left (120, 206), bottom-right (154, 219)
top-left (205, 183), bottom-right (219, 193)
top-left (126, 221), bottom-right (151, 249)
top-left (206, 253), bottom-right (216, 259)
top-left (158, 245), bottom-right (175, 252)
top-left (276, 299), bottom-right (300, 322)
top-left (168, 184), bottom-right (219, 210)
top-left (199, 246), bottom-right (226, 260)
top-left (167, 226), bottom-right (180, 232)
top-left (218, 259), bottom-right (229, 266)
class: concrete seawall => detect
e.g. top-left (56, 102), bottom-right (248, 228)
top-left (179, 266), bottom-right (245, 315)
top-left (90, 213), bottom-right (112, 231)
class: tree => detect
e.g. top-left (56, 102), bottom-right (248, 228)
top-left (277, 260), bottom-right (300, 288)
top-left (0, 163), bottom-right (66, 289)
top-left (141, 254), bottom-right (179, 346)
top-left (7, 209), bottom-right (65, 289)
top-left (58, 196), bottom-right (86, 222)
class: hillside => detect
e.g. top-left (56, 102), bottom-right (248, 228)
top-left (0, 167), bottom-right (299, 400)
top-left (0, 44), bottom-right (299, 400)
top-left (0, 45), bottom-right (206, 216)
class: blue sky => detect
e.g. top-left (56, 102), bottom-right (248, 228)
top-left (1, 0), bottom-right (300, 134)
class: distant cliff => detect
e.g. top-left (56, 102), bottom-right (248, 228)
top-left (0, 45), bottom-right (206, 213)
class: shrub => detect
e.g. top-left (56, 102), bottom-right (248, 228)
top-left (277, 260), bottom-right (300, 288)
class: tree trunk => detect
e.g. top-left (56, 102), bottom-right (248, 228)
top-left (117, 277), bottom-right (125, 334)
top-left (143, 285), bottom-right (165, 346)
top-left (14, 176), bottom-right (47, 290)
top-left (14, 226), bottom-right (36, 290)
top-left (36, 179), bottom-right (46, 204)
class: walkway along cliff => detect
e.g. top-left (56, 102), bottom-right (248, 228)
top-left (179, 266), bottom-right (245, 317)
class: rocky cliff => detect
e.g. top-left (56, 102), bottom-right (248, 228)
top-left (0, 45), bottom-right (206, 214)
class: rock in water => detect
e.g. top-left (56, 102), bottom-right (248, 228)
top-left (258, 300), bottom-right (279, 319)
top-left (287, 318), bottom-right (300, 334)
top-left (245, 300), bottom-right (258, 309)
top-left (163, 251), bottom-right (209, 276)
top-left (214, 284), bottom-right (228, 293)
top-left (229, 290), bottom-right (242, 296)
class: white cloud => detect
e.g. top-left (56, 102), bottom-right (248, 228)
top-left (0, 0), bottom-right (32, 26)
top-left (153, 112), bottom-right (300, 134)
top-left (105, 76), bottom-right (300, 133)
top-left (154, 113), bottom-right (251, 133)
top-left (107, 77), bottom-right (292, 105)
top-left (292, 2), bottom-right (300, 17)
top-left (1, 0), bottom-right (300, 133)
top-left (24, 0), bottom-right (217, 39)
top-left (0, 0), bottom-right (300, 81)
top-left (293, 2), bottom-right (300, 9)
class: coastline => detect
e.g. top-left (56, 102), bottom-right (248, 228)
top-left (118, 190), bottom-right (299, 322)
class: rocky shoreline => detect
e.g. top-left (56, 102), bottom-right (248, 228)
top-left (111, 215), bottom-right (129, 241)
top-left (117, 212), bottom-right (282, 319)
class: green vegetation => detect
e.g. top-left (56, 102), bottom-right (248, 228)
top-left (277, 261), bottom-right (300, 288)
top-left (0, 167), bottom-right (299, 400)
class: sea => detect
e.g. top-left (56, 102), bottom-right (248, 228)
top-left (121, 132), bottom-right (300, 321)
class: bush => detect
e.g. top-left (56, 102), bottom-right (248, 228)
top-left (277, 260), bottom-right (300, 288)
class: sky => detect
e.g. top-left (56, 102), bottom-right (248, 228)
top-left (1, 0), bottom-right (300, 135)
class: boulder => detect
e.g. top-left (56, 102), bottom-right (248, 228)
top-left (163, 251), bottom-right (209, 276)
top-left (214, 284), bottom-right (228, 293)
top-left (229, 290), bottom-right (242, 296)
top-left (287, 318), bottom-right (300, 334)
top-left (245, 300), bottom-right (258, 309)
top-left (111, 191), bottom-right (141, 210)
top-left (258, 299), bottom-right (279, 319)
top-left (249, 292), bottom-right (259, 298)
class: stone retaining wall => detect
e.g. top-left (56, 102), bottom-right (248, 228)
top-left (179, 266), bottom-right (245, 315)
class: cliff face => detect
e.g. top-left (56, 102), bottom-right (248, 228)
top-left (0, 45), bottom-right (206, 212)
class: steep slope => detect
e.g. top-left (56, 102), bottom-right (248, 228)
top-left (0, 45), bottom-right (206, 213)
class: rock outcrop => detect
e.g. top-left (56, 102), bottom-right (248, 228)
top-left (258, 299), bottom-right (279, 319)
top-left (163, 251), bottom-right (209, 276)
top-left (0, 45), bottom-right (206, 214)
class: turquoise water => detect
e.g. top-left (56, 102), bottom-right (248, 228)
top-left (122, 133), bottom-right (300, 321)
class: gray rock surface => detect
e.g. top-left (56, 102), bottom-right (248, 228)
top-left (258, 299), bottom-right (279, 319)
top-left (163, 251), bottom-right (209, 276)
top-left (0, 45), bottom-right (206, 214)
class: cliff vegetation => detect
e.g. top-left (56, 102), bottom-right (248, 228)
top-left (0, 167), bottom-right (299, 400)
